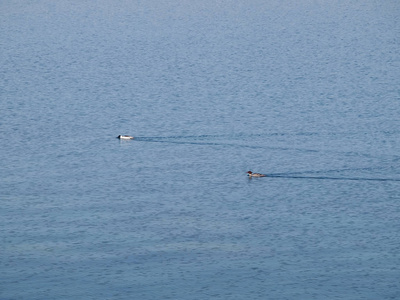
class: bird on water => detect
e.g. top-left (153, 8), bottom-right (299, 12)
top-left (117, 135), bottom-right (134, 140)
top-left (247, 171), bottom-right (266, 177)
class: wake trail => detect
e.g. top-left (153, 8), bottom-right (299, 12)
top-left (267, 174), bottom-right (400, 182)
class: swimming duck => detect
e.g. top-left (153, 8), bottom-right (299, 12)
top-left (247, 171), bottom-right (266, 177)
top-left (117, 135), bottom-right (134, 140)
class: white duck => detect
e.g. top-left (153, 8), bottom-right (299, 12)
top-left (117, 135), bottom-right (134, 140)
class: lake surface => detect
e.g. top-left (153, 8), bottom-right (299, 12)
top-left (1, 0), bottom-right (400, 299)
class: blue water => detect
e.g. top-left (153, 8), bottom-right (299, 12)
top-left (1, 1), bottom-right (400, 299)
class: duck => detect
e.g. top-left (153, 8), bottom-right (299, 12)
top-left (247, 171), bottom-right (266, 177)
top-left (117, 135), bottom-right (134, 140)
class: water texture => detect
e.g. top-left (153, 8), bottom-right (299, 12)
top-left (1, 0), bottom-right (400, 299)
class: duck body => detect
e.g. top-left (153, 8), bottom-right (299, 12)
top-left (117, 135), bottom-right (134, 140)
top-left (247, 171), bottom-right (266, 177)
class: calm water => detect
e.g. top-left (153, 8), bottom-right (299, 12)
top-left (1, 0), bottom-right (400, 299)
